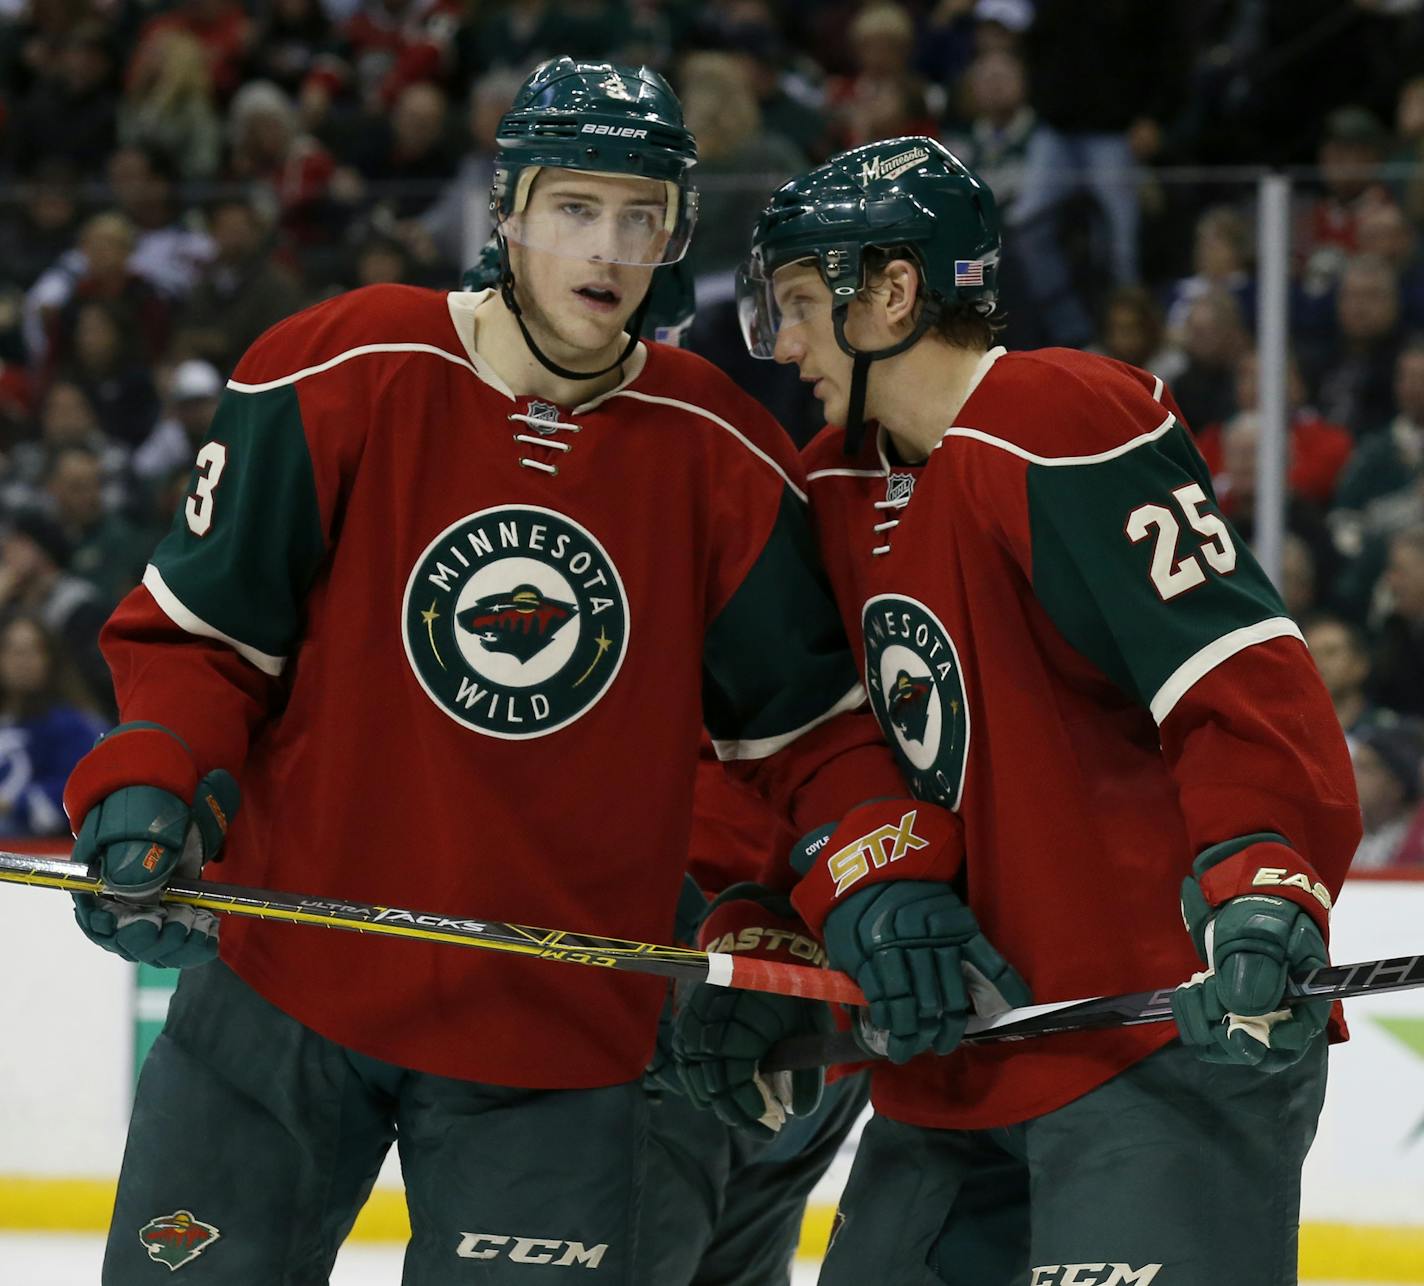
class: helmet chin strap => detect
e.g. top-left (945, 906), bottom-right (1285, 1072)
top-left (497, 233), bottom-right (652, 383)
top-left (832, 301), bottom-right (939, 456)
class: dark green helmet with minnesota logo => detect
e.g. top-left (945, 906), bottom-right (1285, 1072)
top-left (738, 136), bottom-right (1000, 360)
top-left (492, 56), bottom-right (699, 266)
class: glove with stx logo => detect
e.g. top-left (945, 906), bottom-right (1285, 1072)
top-left (64, 723), bottom-right (240, 968)
top-left (673, 882), bottom-right (833, 1138)
top-left (1171, 833), bottom-right (1333, 1071)
top-left (791, 803), bottom-right (1030, 1065)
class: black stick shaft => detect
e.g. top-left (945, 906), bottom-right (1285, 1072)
top-left (763, 953), bottom-right (1424, 1071)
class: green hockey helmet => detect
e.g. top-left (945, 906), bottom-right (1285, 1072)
top-left (737, 136), bottom-right (1000, 360)
top-left (493, 57), bottom-right (699, 267)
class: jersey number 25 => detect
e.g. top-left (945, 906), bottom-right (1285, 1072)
top-left (1125, 483), bottom-right (1237, 601)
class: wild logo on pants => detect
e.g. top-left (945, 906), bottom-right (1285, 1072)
top-left (1031, 1265), bottom-right (1162, 1286)
top-left (456, 1232), bottom-right (609, 1267)
top-left (137, 1210), bottom-right (221, 1271)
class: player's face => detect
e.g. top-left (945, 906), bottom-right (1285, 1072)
top-left (769, 263), bottom-right (856, 425)
top-left (505, 170), bottom-right (662, 363)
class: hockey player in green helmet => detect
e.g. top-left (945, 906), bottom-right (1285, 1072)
top-left (62, 64), bottom-right (959, 1283)
top-left (674, 136), bottom-right (1359, 1284)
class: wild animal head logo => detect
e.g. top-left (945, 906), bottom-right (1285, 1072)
top-left (137, 1210), bottom-right (221, 1271)
top-left (457, 584), bottom-right (577, 662)
top-left (887, 670), bottom-right (933, 744)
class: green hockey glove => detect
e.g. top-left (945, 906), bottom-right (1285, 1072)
top-left (822, 878), bottom-right (1032, 1064)
top-left (1172, 837), bottom-right (1332, 1071)
top-left (672, 885), bottom-right (834, 1138)
top-left (65, 723), bottom-right (239, 969)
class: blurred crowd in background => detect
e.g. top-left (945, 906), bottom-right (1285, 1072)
top-left (2, 0), bottom-right (1424, 870)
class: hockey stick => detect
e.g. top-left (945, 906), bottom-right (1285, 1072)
top-left (761, 953), bottom-right (1424, 1071)
top-left (0, 850), bottom-right (864, 1006)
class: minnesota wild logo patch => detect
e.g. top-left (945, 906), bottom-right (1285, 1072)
top-left (862, 593), bottom-right (970, 808)
top-left (402, 505), bottom-right (629, 739)
top-left (138, 1210), bottom-right (220, 1271)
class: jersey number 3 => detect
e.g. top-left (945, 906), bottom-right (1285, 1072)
top-left (1125, 483), bottom-right (1237, 601)
top-left (185, 441), bottom-right (228, 537)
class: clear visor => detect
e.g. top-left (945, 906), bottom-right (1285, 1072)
top-left (501, 169), bottom-right (696, 267)
top-left (736, 259), bottom-right (841, 359)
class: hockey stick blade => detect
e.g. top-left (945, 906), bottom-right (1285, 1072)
top-left (763, 953), bottom-right (1424, 1071)
top-left (0, 851), bottom-right (865, 1006)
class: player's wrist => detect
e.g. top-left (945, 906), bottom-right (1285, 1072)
top-left (1189, 833), bottom-right (1333, 942)
top-left (696, 883), bottom-right (825, 967)
top-left (63, 722), bottom-right (199, 833)
top-left (790, 799), bottom-right (964, 937)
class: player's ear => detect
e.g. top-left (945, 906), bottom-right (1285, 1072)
top-left (882, 258), bottom-right (921, 330)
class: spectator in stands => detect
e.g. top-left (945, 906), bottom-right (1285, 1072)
top-left (1166, 287), bottom-right (1247, 433)
top-left (172, 198), bottom-right (305, 374)
top-left (1355, 199), bottom-right (1424, 333)
top-left (133, 359), bottom-right (221, 488)
top-left (1392, 74), bottom-right (1424, 224)
top-left (1091, 285), bottom-right (1181, 379)
top-left (828, 5), bottom-right (938, 152)
top-left (1308, 254), bottom-right (1405, 437)
top-left (1304, 612), bottom-right (1378, 734)
top-left (248, 0), bottom-right (339, 103)
top-left (303, 0), bottom-right (459, 123)
top-left (679, 51), bottom-right (807, 282)
top-left (4, 380), bottom-right (133, 517)
top-left (412, 68), bottom-right (523, 273)
top-left (1163, 205), bottom-right (1257, 342)
top-left (0, 613), bottom-right (108, 838)
top-left (720, 16), bottom-right (831, 164)
top-left (1196, 348), bottom-right (1353, 509)
top-left (6, 21), bottom-right (118, 177)
top-left (1212, 410), bottom-right (1340, 598)
top-left (1281, 531), bottom-right (1319, 620)
top-left (45, 446), bottom-right (154, 605)
top-left (1008, 0), bottom-right (1190, 346)
top-left (942, 49), bottom-right (1036, 219)
top-left (226, 79), bottom-right (342, 249)
top-left (119, 29), bottom-right (223, 180)
top-left (1350, 714), bottom-right (1424, 869)
top-left (349, 80), bottom-right (458, 224)
top-left (128, 0), bottom-right (252, 105)
top-left (35, 211), bottom-right (172, 379)
top-left (1298, 106), bottom-right (1397, 298)
top-left (0, 509), bottom-right (112, 715)
top-left (1331, 339), bottom-right (1424, 562)
top-left (61, 299), bottom-right (162, 449)
top-left (0, 159), bottom-right (83, 294)
top-left (106, 147), bottom-right (216, 303)
top-left (1370, 524), bottom-right (1424, 719)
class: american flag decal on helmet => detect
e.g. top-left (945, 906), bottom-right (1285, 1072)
top-left (954, 260), bottom-right (985, 286)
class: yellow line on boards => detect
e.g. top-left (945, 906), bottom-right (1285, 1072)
top-left (1, 1180), bottom-right (1422, 1277)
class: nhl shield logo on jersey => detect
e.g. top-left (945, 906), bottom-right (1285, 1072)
top-left (402, 505), bottom-right (629, 739)
top-left (524, 400), bottom-right (563, 435)
top-left (862, 593), bottom-right (970, 808)
top-left (137, 1209), bottom-right (221, 1271)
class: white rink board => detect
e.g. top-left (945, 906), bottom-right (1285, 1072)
top-left (1, 872), bottom-right (1421, 1231)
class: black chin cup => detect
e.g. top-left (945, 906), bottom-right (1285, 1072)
top-left (498, 234), bottom-right (651, 382)
top-left (832, 301), bottom-right (939, 457)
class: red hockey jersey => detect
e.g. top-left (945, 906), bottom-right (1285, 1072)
top-left (802, 346), bottom-right (1361, 1130)
top-left (92, 284), bottom-right (907, 1088)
